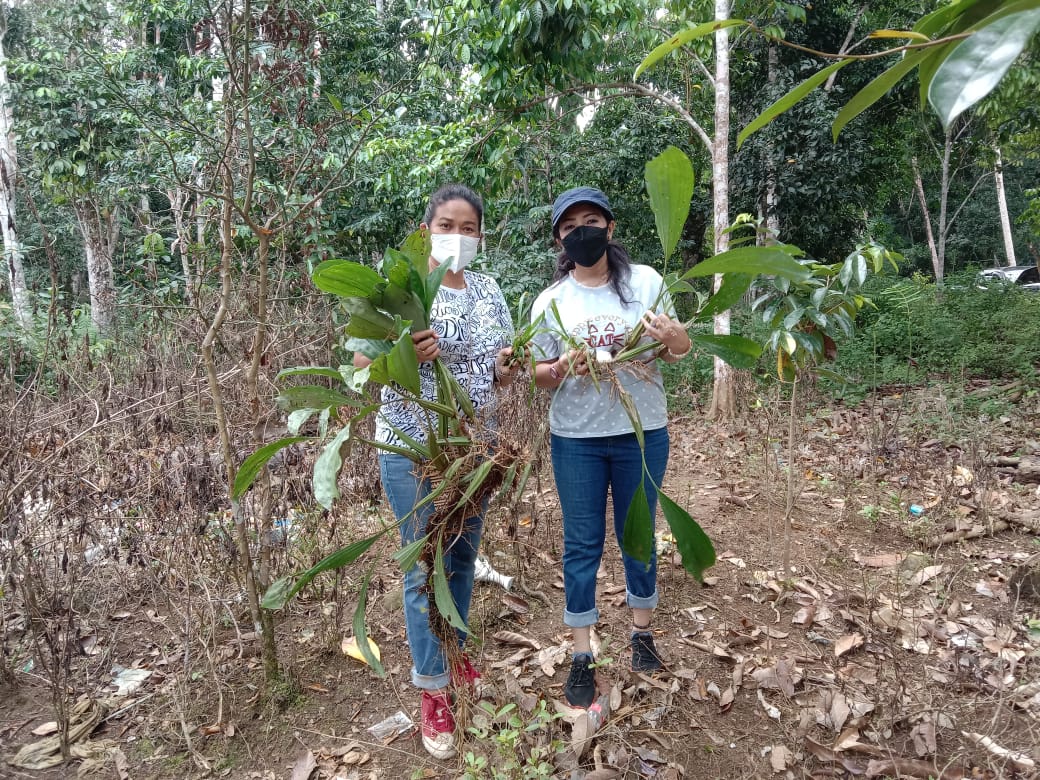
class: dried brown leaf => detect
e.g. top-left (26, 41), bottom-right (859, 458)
top-left (769, 744), bottom-right (793, 773)
top-left (290, 750), bottom-right (317, 780)
top-left (834, 633), bottom-right (864, 659)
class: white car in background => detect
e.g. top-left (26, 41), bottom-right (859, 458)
top-left (975, 264), bottom-right (1040, 291)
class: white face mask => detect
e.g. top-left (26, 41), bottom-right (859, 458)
top-left (429, 233), bottom-right (480, 272)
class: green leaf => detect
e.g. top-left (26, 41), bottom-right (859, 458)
top-left (433, 539), bottom-right (469, 633)
top-left (327, 93), bottom-right (342, 112)
top-left (690, 334), bottom-right (762, 368)
top-left (620, 480), bottom-right (653, 565)
top-left (618, 391), bottom-right (645, 450)
top-left (344, 338), bottom-right (394, 361)
top-left (682, 247), bottom-right (811, 282)
top-left (738, 60), bottom-right (851, 149)
top-left (454, 459), bottom-right (495, 513)
top-left (233, 436), bottom-right (311, 499)
top-left (351, 564), bottom-right (386, 676)
top-left (342, 297), bottom-right (405, 340)
top-left (373, 282), bottom-right (428, 330)
top-left (928, 9), bottom-right (1040, 129)
top-left (399, 228), bottom-right (432, 281)
top-left (424, 258), bottom-right (451, 314)
top-left (657, 490), bottom-right (715, 580)
top-left (645, 146), bottom-right (695, 265)
top-left (313, 424), bottom-right (354, 509)
top-left (394, 534), bottom-right (429, 572)
top-left (261, 576), bottom-right (296, 611)
top-left (312, 260), bottom-right (383, 299)
top-left (277, 385), bottom-right (361, 412)
top-left (634, 19), bottom-right (747, 78)
top-left (697, 274), bottom-right (753, 320)
top-left (287, 409), bottom-right (317, 434)
top-left (387, 335), bottom-right (421, 395)
top-left (261, 529), bottom-right (386, 609)
top-left (832, 48), bottom-right (930, 140)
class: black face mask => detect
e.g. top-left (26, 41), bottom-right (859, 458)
top-left (562, 226), bottom-right (609, 267)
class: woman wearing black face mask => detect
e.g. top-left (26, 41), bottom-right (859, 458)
top-left (530, 187), bottom-right (692, 710)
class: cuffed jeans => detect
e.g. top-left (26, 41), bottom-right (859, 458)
top-left (379, 453), bottom-right (482, 690)
top-left (551, 427), bottom-right (669, 628)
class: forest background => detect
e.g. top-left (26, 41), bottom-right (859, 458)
top-left (2, 0), bottom-right (1040, 778)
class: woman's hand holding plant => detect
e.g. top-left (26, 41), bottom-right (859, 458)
top-left (640, 312), bottom-right (691, 360)
top-left (413, 328), bottom-right (441, 363)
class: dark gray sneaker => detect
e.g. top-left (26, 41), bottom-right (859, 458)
top-left (564, 653), bottom-right (596, 708)
top-left (631, 631), bottom-right (663, 672)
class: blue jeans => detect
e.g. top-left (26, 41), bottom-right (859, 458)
top-left (379, 453), bottom-right (483, 690)
top-left (551, 428), bottom-right (669, 628)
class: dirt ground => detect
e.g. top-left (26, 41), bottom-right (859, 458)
top-left (3, 383), bottom-right (1040, 780)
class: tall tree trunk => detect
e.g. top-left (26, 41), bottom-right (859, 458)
top-left (761, 43), bottom-right (779, 241)
top-left (72, 201), bottom-right (120, 334)
top-left (935, 129), bottom-right (952, 283)
top-left (709, 0), bottom-right (735, 420)
top-left (994, 146), bottom-right (1017, 266)
top-left (911, 156), bottom-right (941, 280)
top-left (0, 9), bottom-right (31, 329)
top-left (168, 186), bottom-right (196, 306)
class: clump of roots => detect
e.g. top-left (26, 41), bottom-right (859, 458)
top-left (417, 435), bottom-right (528, 654)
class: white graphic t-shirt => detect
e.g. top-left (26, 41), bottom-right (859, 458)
top-left (375, 271), bottom-right (512, 447)
top-left (531, 264), bottom-right (671, 438)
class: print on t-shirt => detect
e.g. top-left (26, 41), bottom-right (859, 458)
top-left (575, 314), bottom-right (627, 356)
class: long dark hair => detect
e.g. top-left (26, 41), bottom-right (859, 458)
top-left (553, 238), bottom-right (634, 306)
top-left (424, 183), bottom-right (484, 227)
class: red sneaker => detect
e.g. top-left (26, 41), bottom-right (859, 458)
top-left (420, 691), bottom-right (456, 760)
top-left (452, 654), bottom-right (483, 693)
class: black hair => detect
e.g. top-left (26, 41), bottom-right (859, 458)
top-left (552, 205), bottom-right (633, 305)
top-left (423, 183), bottom-right (484, 227)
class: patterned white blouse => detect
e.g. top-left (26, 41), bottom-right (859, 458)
top-left (374, 271), bottom-right (513, 448)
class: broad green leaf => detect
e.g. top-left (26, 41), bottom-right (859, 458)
top-left (634, 19), bottom-right (747, 78)
top-left (345, 342), bottom-right (394, 368)
top-left (387, 335), bottom-right (421, 395)
top-left (696, 274), bottom-right (753, 320)
top-left (913, 0), bottom-right (983, 35)
top-left (327, 93), bottom-right (342, 111)
top-left (814, 367), bottom-right (848, 384)
top-left (657, 490), bottom-right (715, 580)
top-left (260, 529), bottom-right (385, 609)
top-left (314, 424), bottom-right (354, 509)
top-left (343, 297), bottom-right (405, 340)
top-left (261, 576), bottom-right (296, 610)
top-left (833, 48), bottom-right (930, 140)
top-left (394, 534), bottom-right (429, 572)
top-left (278, 385), bottom-right (361, 412)
top-left (424, 258), bottom-right (451, 314)
top-left (645, 146), bottom-right (695, 265)
top-left (312, 260), bottom-right (383, 299)
top-left (620, 480), bottom-right (653, 565)
top-left (690, 333), bottom-right (762, 368)
top-left (928, 9), bottom-right (1040, 129)
top-left (433, 540), bottom-right (469, 633)
top-left (779, 332), bottom-right (797, 355)
top-left (276, 366), bottom-right (345, 381)
top-left (682, 247), bottom-right (811, 282)
top-left (400, 228), bottom-right (432, 282)
top-left (918, 40), bottom-right (958, 109)
top-left (374, 282), bottom-right (427, 330)
top-left (232, 436), bottom-right (311, 499)
top-left (738, 60), bottom-right (851, 149)
top-left (351, 564), bottom-right (386, 676)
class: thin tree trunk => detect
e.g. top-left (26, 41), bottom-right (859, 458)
top-left (994, 146), bottom-right (1017, 266)
top-left (73, 201), bottom-right (120, 334)
top-left (762, 43), bottom-right (779, 241)
top-left (709, 0), bottom-right (735, 420)
top-left (936, 129), bottom-right (952, 283)
top-left (168, 186), bottom-right (196, 306)
top-left (0, 10), bottom-right (31, 329)
top-left (911, 156), bottom-right (941, 280)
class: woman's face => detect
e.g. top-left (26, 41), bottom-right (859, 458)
top-left (555, 204), bottom-right (613, 242)
top-left (426, 198), bottom-right (481, 237)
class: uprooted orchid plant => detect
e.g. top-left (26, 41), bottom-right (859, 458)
top-left (234, 145), bottom-right (816, 675)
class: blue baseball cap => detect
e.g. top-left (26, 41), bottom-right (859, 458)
top-left (551, 186), bottom-right (614, 230)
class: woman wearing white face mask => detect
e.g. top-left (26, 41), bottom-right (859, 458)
top-left (354, 184), bottom-right (518, 760)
